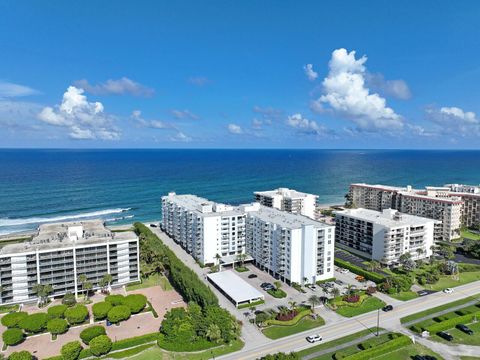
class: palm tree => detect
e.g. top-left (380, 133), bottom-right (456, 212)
top-left (416, 248), bottom-right (424, 259)
top-left (215, 253), bottom-right (222, 270)
top-left (367, 260), bottom-right (380, 272)
top-left (83, 281), bottom-right (93, 301)
top-left (330, 287), bottom-right (340, 299)
top-left (308, 295), bottom-right (320, 314)
top-left (78, 274), bottom-right (87, 300)
top-left (288, 301), bottom-right (297, 312)
top-left (33, 283), bottom-right (53, 306)
top-left (303, 277), bottom-right (309, 286)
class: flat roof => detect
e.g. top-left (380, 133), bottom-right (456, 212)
top-left (247, 204), bottom-right (332, 229)
top-left (336, 208), bottom-right (441, 227)
top-left (255, 187), bottom-right (318, 199)
top-left (207, 270), bottom-right (264, 305)
top-left (0, 220), bottom-right (137, 255)
top-left (162, 193), bottom-right (244, 217)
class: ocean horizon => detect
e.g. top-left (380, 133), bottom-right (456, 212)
top-left (1, 148), bottom-right (480, 236)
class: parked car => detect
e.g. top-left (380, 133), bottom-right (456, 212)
top-left (339, 268), bottom-right (349, 274)
top-left (261, 283), bottom-right (275, 291)
top-left (456, 324), bottom-right (474, 335)
top-left (418, 290), bottom-right (429, 296)
top-left (335, 279), bottom-right (344, 285)
top-left (248, 274), bottom-right (258, 279)
top-left (260, 282), bottom-right (270, 288)
top-left (382, 305), bottom-right (393, 312)
top-left (307, 284), bottom-right (317, 290)
top-left (149, 223), bottom-right (157, 227)
top-left (424, 356), bottom-right (437, 360)
top-left (443, 288), bottom-right (454, 294)
top-left (413, 356), bottom-right (426, 360)
top-left (306, 334), bottom-right (322, 343)
top-left (437, 331), bottom-right (454, 341)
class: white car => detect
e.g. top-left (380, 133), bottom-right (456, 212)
top-left (340, 268), bottom-right (349, 274)
top-left (443, 288), bottom-right (454, 294)
top-left (306, 334), bottom-right (323, 343)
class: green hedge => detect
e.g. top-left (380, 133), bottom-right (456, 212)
top-left (1, 312), bottom-right (28, 328)
top-left (107, 305), bottom-right (131, 323)
top-left (47, 305), bottom-right (68, 319)
top-left (19, 313), bottom-right (48, 333)
top-left (134, 223), bottom-right (218, 308)
top-left (61, 341), bottom-right (83, 360)
top-left (105, 295), bottom-right (125, 306)
top-left (47, 318), bottom-right (69, 335)
top-left (2, 328), bottom-right (25, 346)
top-left (111, 332), bottom-right (159, 351)
top-left (80, 325), bottom-right (106, 345)
top-left (92, 301), bottom-right (112, 320)
top-left (158, 333), bottom-right (215, 352)
top-left (65, 304), bottom-right (89, 325)
top-left (426, 312), bottom-right (480, 333)
top-left (342, 335), bottom-right (411, 360)
top-left (123, 294), bottom-right (147, 314)
top-left (89, 335), bottom-right (112, 357)
top-left (8, 351), bottom-right (32, 360)
top-left (264, 309), bottom-right (312, 326)
top-left (334, 258), bottom-right (385, 283)
top-left (237, 299), bottom-right (265, 309)
top-left (267, 288), bottom-right (287, 298)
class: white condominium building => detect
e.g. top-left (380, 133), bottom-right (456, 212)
top-left (348, 183), bottom-right (463, 241)
top-left (243, 203), bottom-right (334, 285)
top-left (161, 192), bottom-right (246, 265)
top-left (254, 188), bottom-right (318, 219)
top-left (335, 208), bottom-right (439, 265)
top-left (0, 220), bottom-right (139, 305)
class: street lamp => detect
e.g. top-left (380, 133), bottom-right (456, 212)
top-left (376, 308), bottom-right (380, 336)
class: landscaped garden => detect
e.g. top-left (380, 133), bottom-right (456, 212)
top-left (254, 303), bottom-right (325, 339)
top-left (126, 272), bottom-right (173, 291)
top-left (327, 287), bottom-right (385, 317)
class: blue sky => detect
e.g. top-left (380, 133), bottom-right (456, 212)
top-left (1, 1), bottom-right (480, 149)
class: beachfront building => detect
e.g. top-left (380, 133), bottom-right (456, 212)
top-left (0, 220), bottom-right (139, 305)
top-left (348, 183), bottom-right (463, 241)
top-left (161, 192), bottom-right (246, 265)
top-left (254, 188), bottom-right (318, 219)
top-left (335, 208), bottom-right (439, 265)
top-left (243, 203), bottom-right (335, 284)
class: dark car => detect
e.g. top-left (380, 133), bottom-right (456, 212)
top-left (424, 356), bottom-right (437, 360)
top-left (437, 331), bottom-right (454, 341)
top-left (248, 274), bottom-right (258, 279)
top-left (382, 305), bottom-right (393, 312)
top-left (149, 223), bottom-right (158, 227)
top-left (456, 324), bottom-right (474, 335)
top-left (413, 355), bottom-right (426, 360)
top-left (260, 282), bottom-right (269, 288)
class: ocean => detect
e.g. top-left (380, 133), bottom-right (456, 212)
top-left (1, 149), bottom-right (480, 236)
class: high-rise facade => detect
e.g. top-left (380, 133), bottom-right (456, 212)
top-left (254, 188), bottom-right (318, 219)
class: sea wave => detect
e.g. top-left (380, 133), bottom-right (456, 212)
top-left (0, 208), bottom-right (131, 227)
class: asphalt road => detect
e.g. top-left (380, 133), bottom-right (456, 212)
top-left (218, 280), bottom-right (480, 360)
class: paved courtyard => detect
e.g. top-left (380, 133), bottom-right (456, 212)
top-left (0, 285), bottom-right (185, 359)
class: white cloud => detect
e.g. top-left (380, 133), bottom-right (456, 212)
top-left (169, 131), bottom-right (192, 142)
top-left (0, 100), bottom-right (43, 132)
top-left (252, 106), bottom-right (282, 123)
top-left (366, 73), bottom-right (411, 100)
top-left (171, 109), bottom-right (198, 120)
top-left (0, 81), bottom-right (39, 97)
top-left (74, 77), bottom-right (154, 97)
top-left (425, 106), bottom-right (480, 136)
top-left (252, 118), bottom-right (263, 129)
top-left (314, 48), bottom-right (404, 132)
top-left (131, 110), bottom-right (172, 129)
top-left (303, 64), bottom-right (318, 81)
top-left (38, 86), bottom-right (120, 140)
top-left (286, 113), bottom-right (330, 136)
top-left (227, 123), bottom-right (243, 134)
top-left (188, 76), bottom-right (210, 86)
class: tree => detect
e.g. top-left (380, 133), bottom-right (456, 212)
top-left (19, 313), bottom-right (48, 333)
top-left (61, 341), bottom-right (82, 360)
top-left (32, 283), bottom-right (53, 306)
top-left (83, 281), bottom-right (93, 301)
top-left (47, 318), bottom-right (68, 335)
top-left (98, 274), bottom-right (113, 294)
top-left (416, 248), bottom-right (424, 259)
top-left (89, 335), bottom-right (112, 357)
top-left (78, 274), bottom-right (90, 301)
top-left (274, 281), bottom-right (282, 290)
top-left (47, 304), bottom-right (68, 319)
top-left (2, 328), bottom-right (24, 346)
top-left (1, 312), bottom-right (28, 328)
top-left (206, 323), bottom-right (222, 343)
top-left (367, 260), bottom-right (380, 272)
top-left (107, 305), bottom-right (131, 324)
top-left (330, 287), bottom-right (340, 299)
top-left (236, 253), bottom-right (247, 267)
top-left (62, 292), bottom-right (77, 307)
top-left (303, 277), bottom-right (309, 286)
top-left (65, 304), bottom-right (89, 325)
top-left (288, 301), bottom-right (297, 311)
top-left (123, 294), bottom-right (147, 314)
top-left (308, 295), bottom-right (320, 314)
top-left (8, 351), bottom-right (32, 360)
top-left (92, 301), bottom-right (112, 321)
top-left (80, 325), bottom-right (106, 345)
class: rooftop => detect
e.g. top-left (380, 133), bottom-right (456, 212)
top-left (245, 203), bottom-right (332, 229)
top-left (255, 187), bottom-right (318, 199)
top-left (336, 208), bottom-right (441, 227)
top-left (162, 192), bottom-right (245, 217)
top-left (207, 270), bottom-right (264, 305)
top-left (0, 219), bottom-right (137, 255)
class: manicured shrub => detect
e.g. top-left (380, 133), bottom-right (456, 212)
top-left (80, 325), bottom-right (106, 345)
top-left (2, 328), bottom-right (24, 346)
top-left (47, 318), bottom-right (69, 335)
top-left (107, 305), bottom-right (131, 323)
top-left (19, 313), bottom-right (48, 333)
top-left (89, 335), bottom-right (112, 356)
top-left (61, 341), bottom-right (83, 360)
top-left (92, 301), bottom-right (112, 320)
top-left (1, 312), bottom-right (28, 328)
top-left (342, 335), bottom-right (411, 360)
top-left (427, 312), bottom-right (480, 334)
top-left (123, 294), bottom-right (147, 314)
top-left (47, 304), bottom-right (68, 319)
top-left (8, 351), bottom-right (32, 360)
top-left (62, 292), bottom-right (77, 307)
top-left (343, 294), bottom-right (360, 303)
top-left (105, 294), bottom-right (124, 306)
top-left (64, 304), bottom-right (89, 325)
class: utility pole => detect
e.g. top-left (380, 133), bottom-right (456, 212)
top-left (376, 308), bottom-right (380, 336)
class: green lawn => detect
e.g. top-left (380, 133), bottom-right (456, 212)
top-left (262, 316), bottom-right (325, 339)
top-left (401, 295), bottom-right (480, 324)
top-left (334, 296), bottom-right (385, 317)
top-left (425, 271), bottom-right (480, 291)
top-left (127, 339), bottom-right (244, 360)
top-left (461, 357), bottom-right (480, 360)
top-left (388, 291), bottom-right (419, 301)
top-left (373, 343), bottom-right (444, 360)
top-left (431, 321), bottom-right (480, 346)
top-left (462, 230), bottom-right (480, 240)
top-left (127, 273), bottom-right (173, 291)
